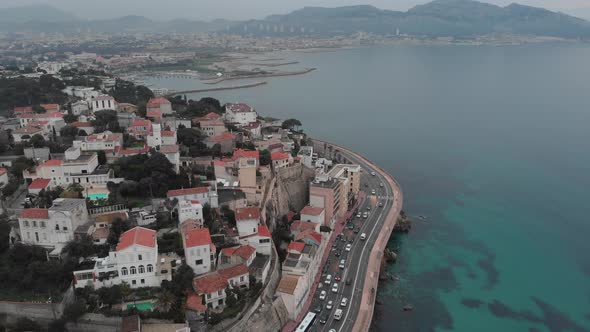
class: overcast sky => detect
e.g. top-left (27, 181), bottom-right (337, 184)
top-left (0, 0), bottom-right (589, 21)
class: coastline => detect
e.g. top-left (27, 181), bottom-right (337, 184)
top-left (312, 140), bottom-right (404, 332)
top-left (165, 81), bottom-right (267, 96)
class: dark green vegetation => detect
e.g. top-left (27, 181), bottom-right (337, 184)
top-left (0, 75), bottom-right (67, 113)
top-left (232, 0), bottom-right (590, 38)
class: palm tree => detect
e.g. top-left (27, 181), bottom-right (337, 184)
top-left (156, 291), bottom-right (176, 313)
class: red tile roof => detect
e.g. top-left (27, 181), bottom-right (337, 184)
top-left (19, 208), bottom-right (49, 219)
top-left (271, 152), bottom-right (291, 161)
top-left (287, 241), bottom-right (305, 253)
top-left (71, 122), bottom-right (92, 127)
top-left (146, 110), bottom-right (162, 118)
top-left (193, 272), bottom-right (228, 294)
top-left (203, 112), bottom-right (221, 120)
top-left (167, 187), bottom-right (209, 198)
top-left (179, 219), bottom-right (201, 234)
top-left (28, 178), bottom-right (51, 190)
top-left (41, 160), bottom-right (63, 167)
top-left (161, 130), bottom-right (175, 137)
top-left (14, 106), bottom-right (33, 114)
top-left (221, 245), bottom-right (256, 260)
top-left (218, 264), bottom-right (249, 280)
top-left (210, 132), bottom-right (235, 143)
top-left (40, 104), bottom-right (60, 111)
top-left (184, 228), bottom-right (212, 248)
top-left (185, 291), bottom-right (207, 312)
top-left (159, 144), bottom-right (179, 154)
top-left (226, 103), bottom-right (254, 113)
top-left (300, 206), bottom-right (324, 217)
top-left (116, 227), bottom-right (156, 251)
top-left (258, 225), bottom-right (271, 238)
top-left (131, 119), bottom-right (152, 128)
top-left (147, 97), bottom-right (171, 107)
top-left (235, 207), bottom-right (260, 221)
top-left (296, 230), bottom-right (321, 244)
top-left (233, 149), bottom-right (259, 161)
top-left (290, 221), bottom-right (318, 233)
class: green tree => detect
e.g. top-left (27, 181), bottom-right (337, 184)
top-left (260, 149), bottom-right (271, 166)
top-left (32, 105), bottom-right (46, 114)
top-left (60, 125), bottom-right (79, 139)
top-left (63, 113), bottom-right (78, 123)
top-left (281, 118), bottom-right (302, 131)
top-left (9, 157), bottom-right (35, 178)
top-left (156, 290), bottom-right (176, 313)
top-left (29, 134), bottom-right (46, 148)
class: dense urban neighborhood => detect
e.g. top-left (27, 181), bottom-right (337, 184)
top-left (0, 48), bottom-right (402, 332)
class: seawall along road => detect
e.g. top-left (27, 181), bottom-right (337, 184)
top-left (313, 139), bottom-right (404, 332)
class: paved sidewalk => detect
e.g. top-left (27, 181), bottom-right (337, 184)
top-left (282, 192), bottom-right (366, 332)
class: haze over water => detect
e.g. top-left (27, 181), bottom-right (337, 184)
top-left (148, 43), bottom-right (590, 331)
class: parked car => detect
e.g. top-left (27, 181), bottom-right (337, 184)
top-left (319, 290), bottom-right (327, 300)
top-left (347, 223), bottom-right (354, 230)
top-left (331, 283), bottom-right (339, 293)
top-left (371, 190), bottom-right (376, 195)
top-left (341, 298), bottom-right (348, 307)
top-left (319, 314), bottom-right (328, 324)
top-left (334, 275), bottom-right (342, 281)
top-left (353, 228), bottom-right (360, 234)
top-left (379, 202), bottom-right (383, 207)
top-left (339, 259), bottom-right (345, 269)
top-left (356, 213), bottom-right (361, 218)
top-left (325, 274), bottom-right (332, 284)
top-left (345, 243), bottom-right (352, 251)
top-left (340, 236), bottom-right (347, 242)
top-left (335, 250), bottom-right (341, 257)
top-left (314, 305), bottom-right (322, 313)
top-left (371, 171), bottom-right (376, 176)
top-left (326, 300), bottom-right (333, 310)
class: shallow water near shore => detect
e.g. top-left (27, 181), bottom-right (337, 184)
top-left (147, 43), bottom-right (590, 331)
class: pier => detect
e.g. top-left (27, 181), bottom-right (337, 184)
top-left (165, 81), bottom-right (267, 96)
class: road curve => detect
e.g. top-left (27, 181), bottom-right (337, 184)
top-left (313, 139), bottom-right (403, 332)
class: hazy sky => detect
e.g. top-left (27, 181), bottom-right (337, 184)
top-left (0, 0), bottom-right (589, 21)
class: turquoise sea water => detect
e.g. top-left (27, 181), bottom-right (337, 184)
top-left (146, 43), bottom-right (590, 331)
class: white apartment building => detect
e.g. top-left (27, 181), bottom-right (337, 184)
top-left (91, 95), bottom-right (117, 111)
top-left (193, 264), bottom-right (249, 310)
top-left (62, 86), bottom-right (99, 100)
top-left (235, 207), bottom-right (260, 238)
top-left (224, 103), bottom-right (257, 127)
top-left (73, 227), bottom-right (161, 289)
top-left (167, 187), bottom-right (219, 208)
top-left (23, 147), bottom-right (119, 188)
top-left (178, 200), bottom-right (203, 225)
top-left (183, 228), bottom-right (215, 275)
top-left (73, 132), bottom-right (123, 152)
top-left (18, 198), bottom-right (89, 250)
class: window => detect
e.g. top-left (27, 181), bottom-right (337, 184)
top-left (132, 280), bottom-right (136, 285)
top-left (259, 238), bottom-right (270, 244)
top-left (138, 254), bottom-right (142, 261)
top-left (121, 267), bottom-right (128, 276)
top-left (147, 264), bottom-right (153, 273)
top-left (253, 228), bottom-right (256, 233)
top-left (140, 279), bottom-right (145, 284)
top-left (40, 221), bottom-right (46, 228)
top-left (55, 224), bottom-right (59, 230)
top-left (63, 226), bottom-right (68, 231)
top-left (130, 266), bottom-right (137, 275)
top-left (207, 294), bottom-right (211, 299)
top-left (24, 220), bottom-right (29, 227)
top-left (218, 290), bottom-right (222, 296)
top-left (32, 220), bottom-right (37, 227)
top-left (195, 259), bottom-right (203, 265)
top-left (240, 276), bottom-right (244, 282)
top-left (138, 265), bottom-right (145, 274)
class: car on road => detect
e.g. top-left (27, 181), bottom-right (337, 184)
top-left (371, 171), bottom-right (376, 176)
top-left (341, 298), bottom-right (348, 307)
top-left (345, 243), bottom-right (352, 251)
top-left (319, 290), bottom-right (327, 300)
top-left (380, 183), bottom-right (384, 187)
top-left (334, 309), bottom-right (343, 320)
top-left (363, 212), bottom-right (368, 218)
top-left (331, 283), bottom-right (339, 293)
top-left (379, 202), bottom-right (383, 207)
top-left (334, 275), bottom-right (341, 281)
top-left (319, 313), bottom-right (328, 324)
top-left (325, 274), bottom-right (332, 284)
top-left (335, 250), bottom-right (341, 257)
top-left (314, 305), bottom-right (322, 313)
top-left (353, 228), bottom-right (360, 234)
top-left (356, 212), bottom-right (361, 218)
top-left (326, 300), bottom-right (333, 310)
top-left (328, 329), bottom-right (336, 332)
top-left (360, 233), bottom-right (367, 240)
top-left (339, 259), bottom-right (345, 269)
top-left (346, 278), bottom-right (352, 286)
top-left (371, 190), bottom-right (376, 195)
top-left (347, 223), bottom-right (354, 230)
top-left (340, 235), bottom-right (347, 242)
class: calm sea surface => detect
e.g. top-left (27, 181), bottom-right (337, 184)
top-left (147, 43), bottom-right (590, 332)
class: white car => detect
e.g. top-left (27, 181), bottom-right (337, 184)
top-left (331, 283), bottom-right (339, 293)
top-left (380, 183), bottom-right (384, 187)
top-left (339, 259), bottom-right (345, 269)
top-left (341, 297), bottom-right (348, 307)
top-left (345, 243), bottom-right (352, 252)
top-left (371, 171), bottom-right (376, 176)
top-left (356, 213), bottom-right (361, 218)
top-left (371, 190), bottom-right (376, 195)
top-left (360, 233), bottom-right (366, 241)
top-left (326, 300), bottom-right (333, 310)
top-left (319, 290), bottom-right (327, 300)
top-left (325, 274), bottom-right (332, 284)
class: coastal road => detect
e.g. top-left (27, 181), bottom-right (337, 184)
top-left (306, 142), bottom-right (402, 332)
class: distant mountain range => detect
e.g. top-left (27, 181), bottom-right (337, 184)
top-left (2, 0), bottom-right (590, 39)
top-left (0, 5), bottom-right (233, 34)
top-left (231, 0), bottom-right (590, 38)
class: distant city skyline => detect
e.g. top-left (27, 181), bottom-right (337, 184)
top-left (0, 0), bottom-right (589, 21)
